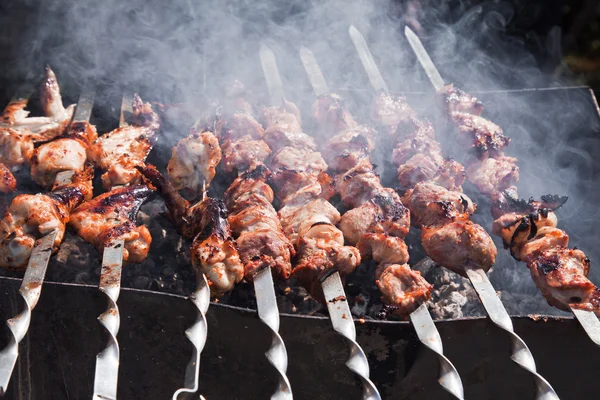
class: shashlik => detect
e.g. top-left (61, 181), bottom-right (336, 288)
top-left (262, 99), bottom-right (362, 300)
top-left (370, 92), bottom-right (498, 279)
top-left (0, 165), bottom-right (93, 270)
top-left (313, 93), bottom-right (432, 316)
top-left (218, 87), bottom-right (294, 282)
top-left (439, 84), bottom-right (600, 315)
top-left (89, 94), bottom-right (160, 190)
top-left (139, 162), bottom-right (244, 296)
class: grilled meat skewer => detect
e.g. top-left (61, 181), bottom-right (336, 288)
top-left (261, 99), bottom-right (362, 300)
top-left (138, 163), bottom-right (243, 296)
top-left (313, 93), bottom-right (432, 317)
top-left (438, 84), bottom-right (600, 316)
top-left (216, 86), bottom-right (294, 282)
top-left (369, 92), bottom-right (498, 278)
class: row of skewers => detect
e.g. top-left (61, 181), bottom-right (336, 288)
top-left (0, 25), bottom-right (598, 400)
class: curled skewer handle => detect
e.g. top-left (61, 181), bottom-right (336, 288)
top-left (93, 240), bottom-right (125, 400)
top-left (409, 303), bottom-right (464, 399)
top-left (321, 272), bottom-right (381, 400)
top-left (465, 266), bottom-right (559, 400)
top-left (254, 267), bottom-right (293, 399)
top-left (172, 271), bottom-right (210, 400)
top-left (0, 231), bottom-right (57, 395)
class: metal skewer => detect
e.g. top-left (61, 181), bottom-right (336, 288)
top-left (173, 181), bottom-right (210, 400)
top-left (260, 43), bottom-right (380, 400)
top-left (400, 25), bottom-right (561, 398)
top-left (92, 93), bottom-right (130, 400)
top-left (0, 82), bottom-right (96, 395)
top-left (300, 44), bottom-right (463, 400)
top-left (0, 231), bottom-right (57, 395)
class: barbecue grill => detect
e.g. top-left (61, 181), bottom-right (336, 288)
top-left (1, 0), bottom-right (600, 399)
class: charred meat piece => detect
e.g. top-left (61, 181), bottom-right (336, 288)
top-left (0, 163), bottom-right (16, 193)
top-left (30, 121), bottom-right (98, 189)
top-left (440, 84), bottom-right (484, 116)
top-left (402, 182), bottom-right (475, 228)
top-left (375, 263), bottom-right (433, 317)
top-left (370, 91), bottom-right (416, 137)
top-left (167, 129), bottom-right (221, 199)
top-left (89, 94), bottom-right (160, 189)
top-left (221, 136), bottom-right (271, 173)
top-left (313, 93), bottom-right (358, 136)
top-left (449, 112), bottom-right (510, 159)
top-left (466, 156), bottom-right (519, 200)
top-left (421, 221), bottom-right (497, 277)
top-left (69, 184), bottom-right (154, 263)
top-left (191, 197), bottom-right (243, 296)
top-left (225, 165), bottom-right (294, 281)
top-left (529, 248), bottom-right (599, 316)
top-left (0, 166), bottom-right (93, 271)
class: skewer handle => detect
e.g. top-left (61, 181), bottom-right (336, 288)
top-left (172, 271), bottom-right (210, 400)
top-left (465, 266), bottom-right (559, 400)
top-left (321, 272), bottom-right (381, 400)
top-left (93, 240), bottom-right (125, 400)
top-left (254, 267), bottom-right (292, 399)
top-left (0, 231), bottom-right (57, 395)
top-left (409, 304), bottom-right (464, 399)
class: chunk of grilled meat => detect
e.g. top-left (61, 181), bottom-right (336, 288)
top-left (466, 156), bottom-right (519, 200)
top-left (370, 92), bottom-right (417, 138)
top-left (220, 111), bottom-right (270, 173)
top-left (402, 182), bottom-right (475, 228)
top-left (167, 129), bottom-right (221, 199)
top-left (263, 104), bottom-right (361, 298)
top-left (191, 197), bottom-right (243, 296)
top-left (0, 163), bottom-right (16, 193)
top-left (224, 165), bottom-right (294, 281)
top-left (0, 165), bottom-right (93, 271)
top-left (30, 121), bottom-right (98, 189)
top-left (439, 84), bottom-right (484, 116)
top-left (69, 184), bottom-right (154, 263)
top-left (375, 263), bottom-right (433, 318)
top-left (40, 66), bottom-right (76, 124)
top-left (530, 248), bottom-right (600, 314)
top-left (89, 94), bottom-right (160, 189)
